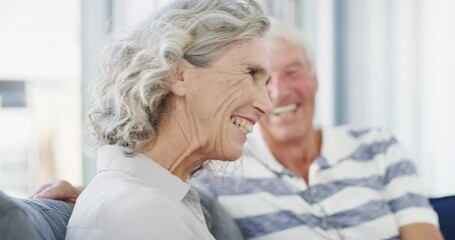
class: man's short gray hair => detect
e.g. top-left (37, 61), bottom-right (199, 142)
top-left (265, 17), bottom-right (315, 72)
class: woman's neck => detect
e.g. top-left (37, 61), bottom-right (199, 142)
top-left (141, 116), bottom-right (205, 181)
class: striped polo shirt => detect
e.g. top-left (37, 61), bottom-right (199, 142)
top-left (196, 125), bottom-right (438, 240)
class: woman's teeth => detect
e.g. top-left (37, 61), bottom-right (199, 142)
top-left (231, 117), bottom-right (253, 134)
top-left (273, 103), bottom-right (297, 115)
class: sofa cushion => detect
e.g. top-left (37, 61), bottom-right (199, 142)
top-left (430, 196), bottom-right (455, 240)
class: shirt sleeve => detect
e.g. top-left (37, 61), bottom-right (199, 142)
top-left (380, 130), bottom-right (439, 227)
top-left (99, 193), bottom-right (200, 240)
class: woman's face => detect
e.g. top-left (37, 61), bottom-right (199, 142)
top-left (180, 38), bottom-right (272, 161)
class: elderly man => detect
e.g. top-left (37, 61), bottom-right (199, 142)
top-left (193, 18), bottom-right (442, 240)
top-left (32, 19), bottom-right (442, 240)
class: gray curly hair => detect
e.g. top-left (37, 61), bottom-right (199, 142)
top-left (87, 0), bottom-right (269, 153)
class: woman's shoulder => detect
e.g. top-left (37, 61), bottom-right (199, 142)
top-left (85, 173), bottom-right (181, 208)
top-left (68, 175), bottom-right (189, 236)
top-left (97, 184), bottom-right (202, 238)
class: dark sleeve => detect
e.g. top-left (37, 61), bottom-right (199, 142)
top-left (0, 191), bottom-right (73, 240)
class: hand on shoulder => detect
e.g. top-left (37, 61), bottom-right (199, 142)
top-left (32, 179), bottom-right (82, 205)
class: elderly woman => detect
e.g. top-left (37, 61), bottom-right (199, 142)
top-left (65, 0), bottom-right (271, 239)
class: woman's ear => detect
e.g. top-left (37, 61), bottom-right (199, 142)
top-left (168, 59), bottom-right (192, 97)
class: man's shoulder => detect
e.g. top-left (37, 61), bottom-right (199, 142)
top-left (321, 125), bottom-right (399, 162)
top-left (327, 124), bottom-right (395, 141)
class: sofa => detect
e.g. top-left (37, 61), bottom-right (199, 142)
top-left (1, 190), bottom-right (453, 240)
top-left (430, 195), bottom-right (455, 240)
top-left (0, 186), bottom-right (241, 240)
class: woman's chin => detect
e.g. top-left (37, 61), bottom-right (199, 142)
top-left (210, 142), bottom-right (244, 162)
top-left (221, 149), bottom-right (243, 161)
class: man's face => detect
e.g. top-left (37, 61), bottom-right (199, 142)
top-left (259, 43), bottom-right (317, 144)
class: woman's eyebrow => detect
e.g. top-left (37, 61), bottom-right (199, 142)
top-left (236, 64), bottom-right (249, 73)
top-left (242, 63), bottom-right (267, 73)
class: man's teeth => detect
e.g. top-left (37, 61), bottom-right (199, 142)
top-left (231, 117), bottom-right (253, 134)
top-left (273, 103), bottom-right (297, 115)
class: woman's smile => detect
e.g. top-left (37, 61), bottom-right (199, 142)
top-left (231, 115), bottom-right (255, 137)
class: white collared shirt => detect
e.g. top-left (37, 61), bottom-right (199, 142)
top-left (66, 145), bottom-right (214, 240)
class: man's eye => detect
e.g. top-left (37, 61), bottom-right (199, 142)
top-left (286, 70), bottom-right (298, 77)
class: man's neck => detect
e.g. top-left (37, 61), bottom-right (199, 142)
top-left (263, 127), bottom-right (322, 183)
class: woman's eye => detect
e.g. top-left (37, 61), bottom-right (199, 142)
top-left (248, 69), bottom-right (258, 77)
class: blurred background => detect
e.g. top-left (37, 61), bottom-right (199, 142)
top-left (0, 0), bottom-right (454, 198)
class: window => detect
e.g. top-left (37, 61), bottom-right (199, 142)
top-left (0, 0), bottom-right (82, 197)
top-left (294, 0), bottom-right (455, 197)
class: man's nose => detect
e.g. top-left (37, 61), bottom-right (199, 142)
top-left (267, 76), bottom-right (288, 100)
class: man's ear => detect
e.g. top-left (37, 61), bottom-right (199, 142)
top-left (314, 74), bottom-right (319, 92)
top-left (168, 59), bottom-right (192, 97)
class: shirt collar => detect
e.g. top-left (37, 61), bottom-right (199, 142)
top-left (246, 125), bottom-right (358, 172)
top-left (244, 125), bottom-right (286, 174)
top-left (320, 125), bottom-right (360, 166)
top-left (97, 145), bottom-right (190, 202)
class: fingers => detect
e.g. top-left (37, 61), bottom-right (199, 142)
top-left (32, 180), bottom-right (81, 205)
top-left (31, 183), bottom-right (52, 198)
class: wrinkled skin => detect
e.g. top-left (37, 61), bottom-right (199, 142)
top-left (164, 37), bottom-right (272, 169)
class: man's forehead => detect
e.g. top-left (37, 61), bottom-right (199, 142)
top-left (272, 59), bottom-right (305, 71)
top-left (272, 52), bottom-right (311, 71)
